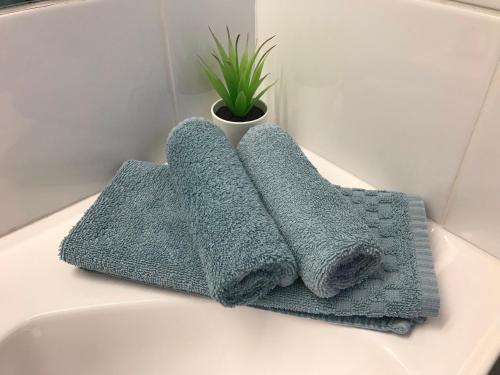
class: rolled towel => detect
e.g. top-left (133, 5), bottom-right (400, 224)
top-left (164, 118), bottom-right (297, 306)
top-left (238, 125), bottom-right (382, 298)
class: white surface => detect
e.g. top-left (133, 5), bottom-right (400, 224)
top-left (444, 61), bottom-right (500, 259)
top-left (256, 0), bottom-right (500, 222)
top-left (1, 148), bottom-right (499, 375)
top-left (0, 0), bottom-right (176, 235)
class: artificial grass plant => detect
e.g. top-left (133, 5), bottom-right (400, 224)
top-left (199, 26), bottom-right (276, 118)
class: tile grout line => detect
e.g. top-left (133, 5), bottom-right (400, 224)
top-left (441, 54), bottom-right (500, 225)
top-left (450, 0), bottom-right (500, 12)
top-left (426, 0), bottom-right (500, 16)
top-left (157, 0), bottom-right (180, 124)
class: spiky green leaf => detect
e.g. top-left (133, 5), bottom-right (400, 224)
top-left (252, 81), bottom-right (277, 106)
top-left (209, 27), bottom-right (228, 62)
top-left (234, 91), bottom-right (249, 116)
top-left (200, 27), bottom-right (277, 117)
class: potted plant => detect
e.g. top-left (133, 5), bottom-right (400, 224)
top-left (199, 27), bottom-right (276, 145)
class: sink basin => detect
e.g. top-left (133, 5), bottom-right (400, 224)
top-left (1, 148), bottom-right (499, 375)
top-left (0, 300), bottom-right (410, 375)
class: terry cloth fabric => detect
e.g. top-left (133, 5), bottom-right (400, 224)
top-left (238, 125), bottom-right (382, 298)
top-left (60, 118), bottom-right (439, 335)
top-left (165, 119), bottom-right (297, 306)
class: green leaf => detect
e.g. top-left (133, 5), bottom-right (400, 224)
top-left (247, 45), bottom-right (274, 94)
top-left (208, 26), bottom-right (228, 62)
top-left (253, 44), bottom-right (275, 76)
top-left (247, 62), bottom-right (265, 97)
top-left (239, 33), bottom-right (249, 76)
top-left (234, 33), bottom-right (240, 74)
top-left (199, 58), bottom-right (231, 104)
top-left (246, 73), bottom-right (269, 99)
top-left (206, 72), bottom-right (230, 103)
top-left (226, 26), bottom-right (236, 65)
top-left (211, 52), bottom-right (238, 102)
top-left (201, 27), bottom-right (277, 118)
top-left (252, 80), bottom-right (277, 105)
top-left (234, 91), bottom-right (250, 117)
top-left (243, 36), bottom-right (275, 82)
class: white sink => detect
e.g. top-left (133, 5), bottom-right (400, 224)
top-left (0, 300), bottom-right (413, 375)
top-left (1, 148), bottom-right (499, 375)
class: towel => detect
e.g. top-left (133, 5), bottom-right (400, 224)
top-left (165, 120), bottom-right (297, 306)
top-left (60, 118), bottom-right (439, 334)
top-left (238, 125), bottom-right (382, 298)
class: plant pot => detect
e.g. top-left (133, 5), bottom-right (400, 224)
top-left (211, 99), bottom-right (268, 146)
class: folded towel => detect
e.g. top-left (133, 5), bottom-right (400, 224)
top-left (60, 118), bottom-right (439, 334)
top-left (238, 125), bottom-right (382, 298)
top-left (165, 119), bottom-right (297, 306)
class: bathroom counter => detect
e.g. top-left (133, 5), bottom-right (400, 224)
top-left (1, 148), bottom-right (499, 375)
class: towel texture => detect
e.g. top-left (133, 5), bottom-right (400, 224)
top-left (165, 120), bottom-right (297, 306)
top-left (60, 118), bottom-right (439, 334)
top-left (238, 125), bottom-right (382, 298)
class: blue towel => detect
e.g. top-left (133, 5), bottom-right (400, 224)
top-left (60, 118), bottom-right (439, 334)
top-left (238, 125), bottom-right (382, 298)
top-left (165, 120), bottom-right (297, 306)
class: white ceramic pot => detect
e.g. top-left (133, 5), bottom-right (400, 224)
top-left (210, 99), bottom-right (268, 146)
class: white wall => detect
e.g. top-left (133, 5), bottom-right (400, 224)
top-left (256, 0), bottom-right (500, 259)
top-left (0, 0), bottom-right (254, 236)
top-left (160, 0), bottom-right (255, 120)
top-left (0, 0), bottom-right (175, 235)
top-left (2, 0), bottom-right (499, 260)
top-left (444, 60), bottom-right (500, 258)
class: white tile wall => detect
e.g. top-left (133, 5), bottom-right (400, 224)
top-left (256, 0), bottom-right (500, 222)
top-left (444, 60), bottom-right (500, 259)
top-left (160, 0), bottom-right (255, 120)
top-left (0, 0), bottom-right (256, 236)
top-left (0, 0), bottom-right (177, 235)
top-left (2, 0), bottom-right (500, 259)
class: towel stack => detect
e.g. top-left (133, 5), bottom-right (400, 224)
top-left (60, 118), bottom-right (439, 334)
